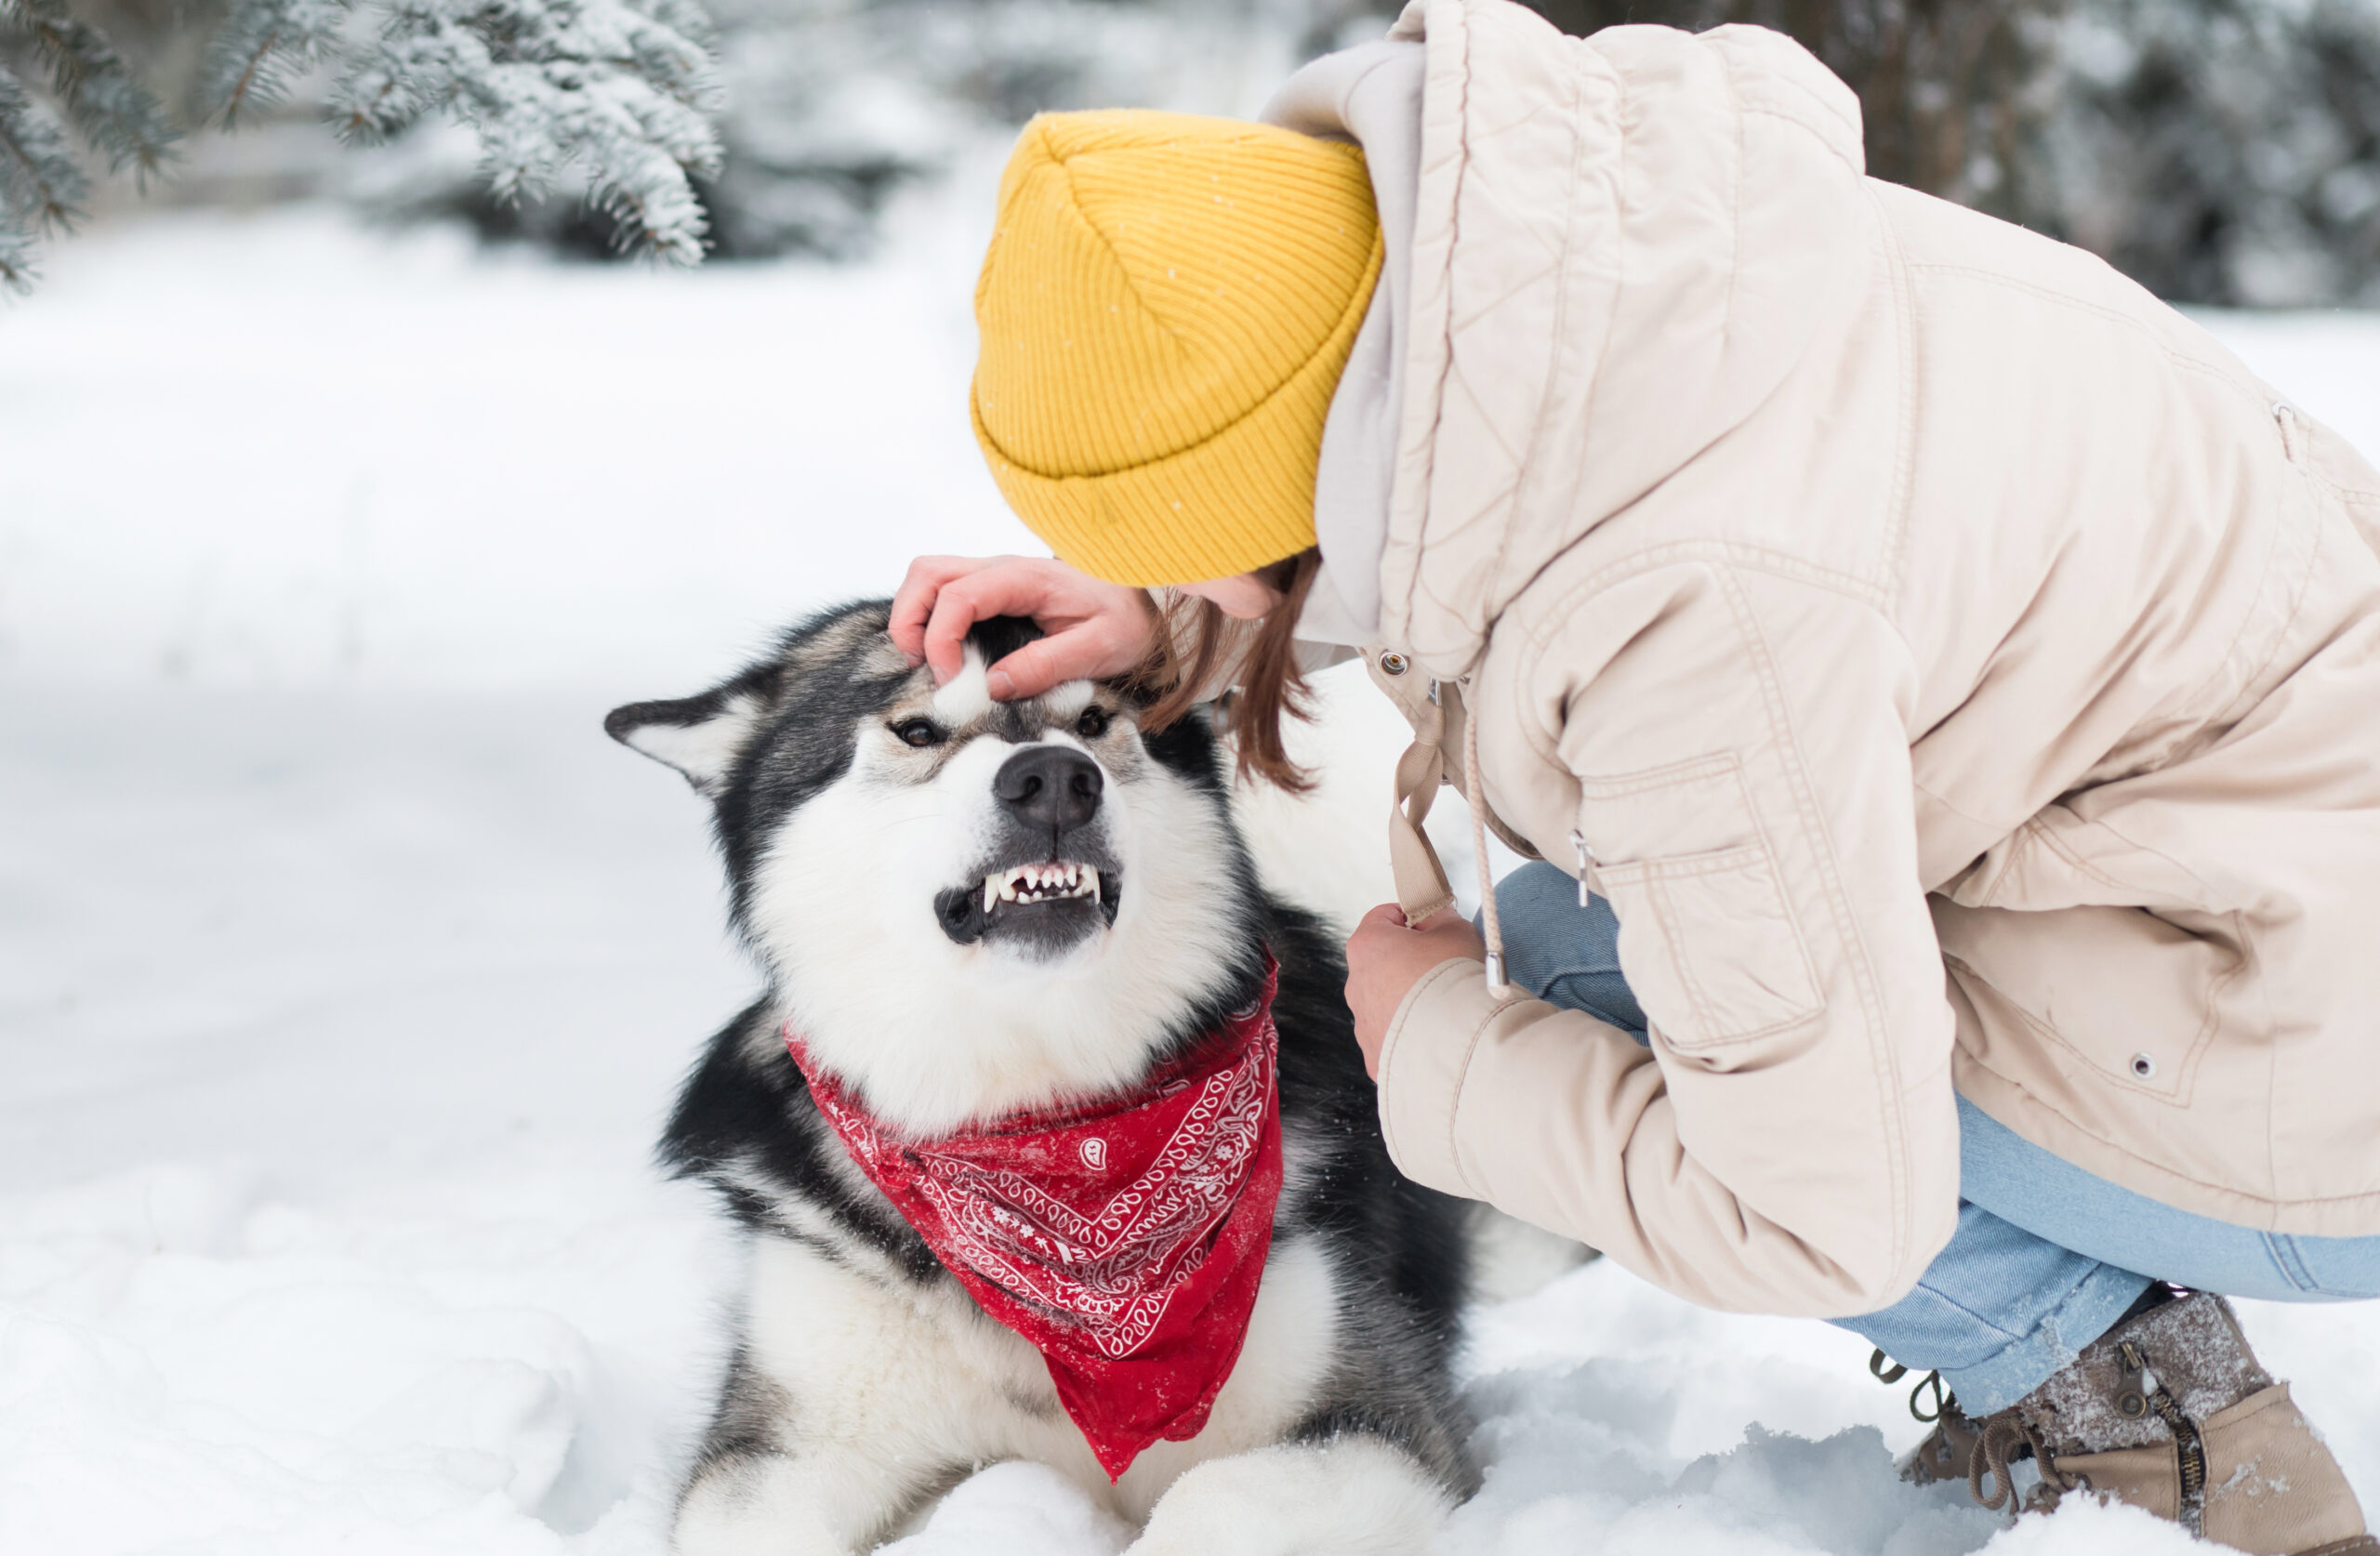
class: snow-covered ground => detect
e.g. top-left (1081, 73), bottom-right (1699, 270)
top-left (4, 206), bottom-right (2377, 1555)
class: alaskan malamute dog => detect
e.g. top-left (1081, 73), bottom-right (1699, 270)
top-left (608, 601), bottom-right (1480, 1555)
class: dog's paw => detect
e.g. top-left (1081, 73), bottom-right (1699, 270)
top-left (879, 1461), bottom-right (1131, 1556)
top-left (1127, 1439), bottom-right (1451, 1556)
top-left (670, 1453), bottom-right (857, 1556)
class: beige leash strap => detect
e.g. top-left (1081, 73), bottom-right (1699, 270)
top-left (1366, 650), bottom-right (1457, 925)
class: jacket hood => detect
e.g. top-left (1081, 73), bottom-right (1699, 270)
top-left (1263, 38), bottom-right (1425, 646)
top-left (1379, 0), bottom-right (1873, 670)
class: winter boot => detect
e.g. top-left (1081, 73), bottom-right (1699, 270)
top-left (1897, 1397), bottom-right (1981, 1485)
top-left (1887, 1283), bottom-right (2176, 1488)
top-left (1904, 1292), bottom-right (2374, 1553)
top-left (1871, 1349), bottom-right (1980, 1485)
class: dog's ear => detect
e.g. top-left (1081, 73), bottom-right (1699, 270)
top-left (605, 666), bottom-right (783, 798)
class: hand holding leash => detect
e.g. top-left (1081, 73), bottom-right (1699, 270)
top-left (1344, 903), bottom-right (1487, 1080)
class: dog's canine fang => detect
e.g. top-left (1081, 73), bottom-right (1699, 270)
top-left (983, 862), bottom-right (1102, 914)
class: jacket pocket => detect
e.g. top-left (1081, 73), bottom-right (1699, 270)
top-left (1582, 755), bottom-right (1823, 1050)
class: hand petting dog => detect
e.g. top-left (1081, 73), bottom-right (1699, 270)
top-left (890, 554), bottom-right (1156, 698)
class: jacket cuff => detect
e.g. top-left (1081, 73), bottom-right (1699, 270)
top-left (1374, 956), bottom-right (1507, 1199)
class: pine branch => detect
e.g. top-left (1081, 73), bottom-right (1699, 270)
top-left (201, 0), bottom-right (358, 126)
top-left (0, 0), bottom-right (178, 177)
top-left (0, 63), bottom-right (90, 232)
top-left (333, 0), bottom-right (722, 261)
top-left (0, 217), bottom-right (36, 291)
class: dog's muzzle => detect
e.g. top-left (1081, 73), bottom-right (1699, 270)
top-left (934, 745), bottom-right (1124, 954)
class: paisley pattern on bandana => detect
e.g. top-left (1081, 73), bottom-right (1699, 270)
top-left (785, 957), bottom-right (1285, 1479)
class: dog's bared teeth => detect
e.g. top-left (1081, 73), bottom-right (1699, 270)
top-left (977, 862), bottom-right (1102, 912)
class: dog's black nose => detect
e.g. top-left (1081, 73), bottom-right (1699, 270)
top-left (995, 744), bottom-right (1103, 836)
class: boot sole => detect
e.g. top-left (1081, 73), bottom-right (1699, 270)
top-left (2300, 1538), bottom-right (2380, 1556)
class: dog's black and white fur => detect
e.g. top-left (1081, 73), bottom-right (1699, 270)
top-left (608, 600), bottom-right (1480, 1556)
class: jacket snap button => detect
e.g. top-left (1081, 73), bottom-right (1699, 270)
top-left (1379, 652), bottom-right (1409, 676)
top-left (2131, 1052), bottom-right (2157, 1079)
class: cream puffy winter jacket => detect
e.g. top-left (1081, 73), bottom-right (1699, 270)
top-left (1281, 0), bottom-right (2380, 1318)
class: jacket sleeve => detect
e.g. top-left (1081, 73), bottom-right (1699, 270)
top-left (1374, 561), bottom-right (1963, 1316)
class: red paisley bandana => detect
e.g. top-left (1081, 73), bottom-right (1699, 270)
top-left (783, 958), bottom-right (1284, 1479)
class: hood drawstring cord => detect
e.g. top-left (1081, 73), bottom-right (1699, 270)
top-left (1463, 693), bottom-right (1512, 998)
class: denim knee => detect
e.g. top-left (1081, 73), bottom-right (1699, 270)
top-left (1957, 1097), bottom-right (2380, 1302)
top-left (1830, 1201), bottom-right (2153, 1415)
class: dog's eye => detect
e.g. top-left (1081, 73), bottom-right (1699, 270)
top-left (1075, 705), bottom-right (1111, 740)
top-left (890, 718), bottom-right (945, 749)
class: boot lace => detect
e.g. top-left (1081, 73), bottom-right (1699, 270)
top-left (1870, 1350), bottom-right (2082, 1521)
top-left (1868, 1349), bottom-right (1953, 1423)
top-left (1968, 1413), bottom-right (2069, 1515)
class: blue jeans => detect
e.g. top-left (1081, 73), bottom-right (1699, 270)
top-left (1493, 862), bottom-right (2380, 1415)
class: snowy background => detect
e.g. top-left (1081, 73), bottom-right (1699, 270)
top-left (7, 162), bottom-right (2380, 1556)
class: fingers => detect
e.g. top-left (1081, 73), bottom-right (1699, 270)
top-left (1349, 901), bottom-right (1482, 977)
top-left (985, 634), bottom-right (1085, 702)
top-left (922, 568), bottom-right (1053, 685)
top-left (889, 556), bottom-right (983, 666)
top-left (893, 556), bottom-right (1157, 692)
top-left (988, 605), bottom-right (1156, 700)
top-left (919, 583), bottom-right (985, 686)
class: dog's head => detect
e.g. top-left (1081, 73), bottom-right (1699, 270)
top-left (607, 600), bottom-right (1267, 1134)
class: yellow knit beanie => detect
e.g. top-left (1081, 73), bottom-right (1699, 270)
top-left (971, 110), bottom-right (1383, 587)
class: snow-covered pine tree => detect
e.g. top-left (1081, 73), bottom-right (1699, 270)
top-left (0, 0), bottom-right (723, 286)
top-left (392, 0), bottom-right (1322, 260)
top-left (2035, 0), bottom-right (2380, 305)
top-left (1513, 0), bottom-right (2065, 221)
top-left (1507, 0), bottom-right (2380, 301)
top-left (0, 0), bottom-right (179, 286)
